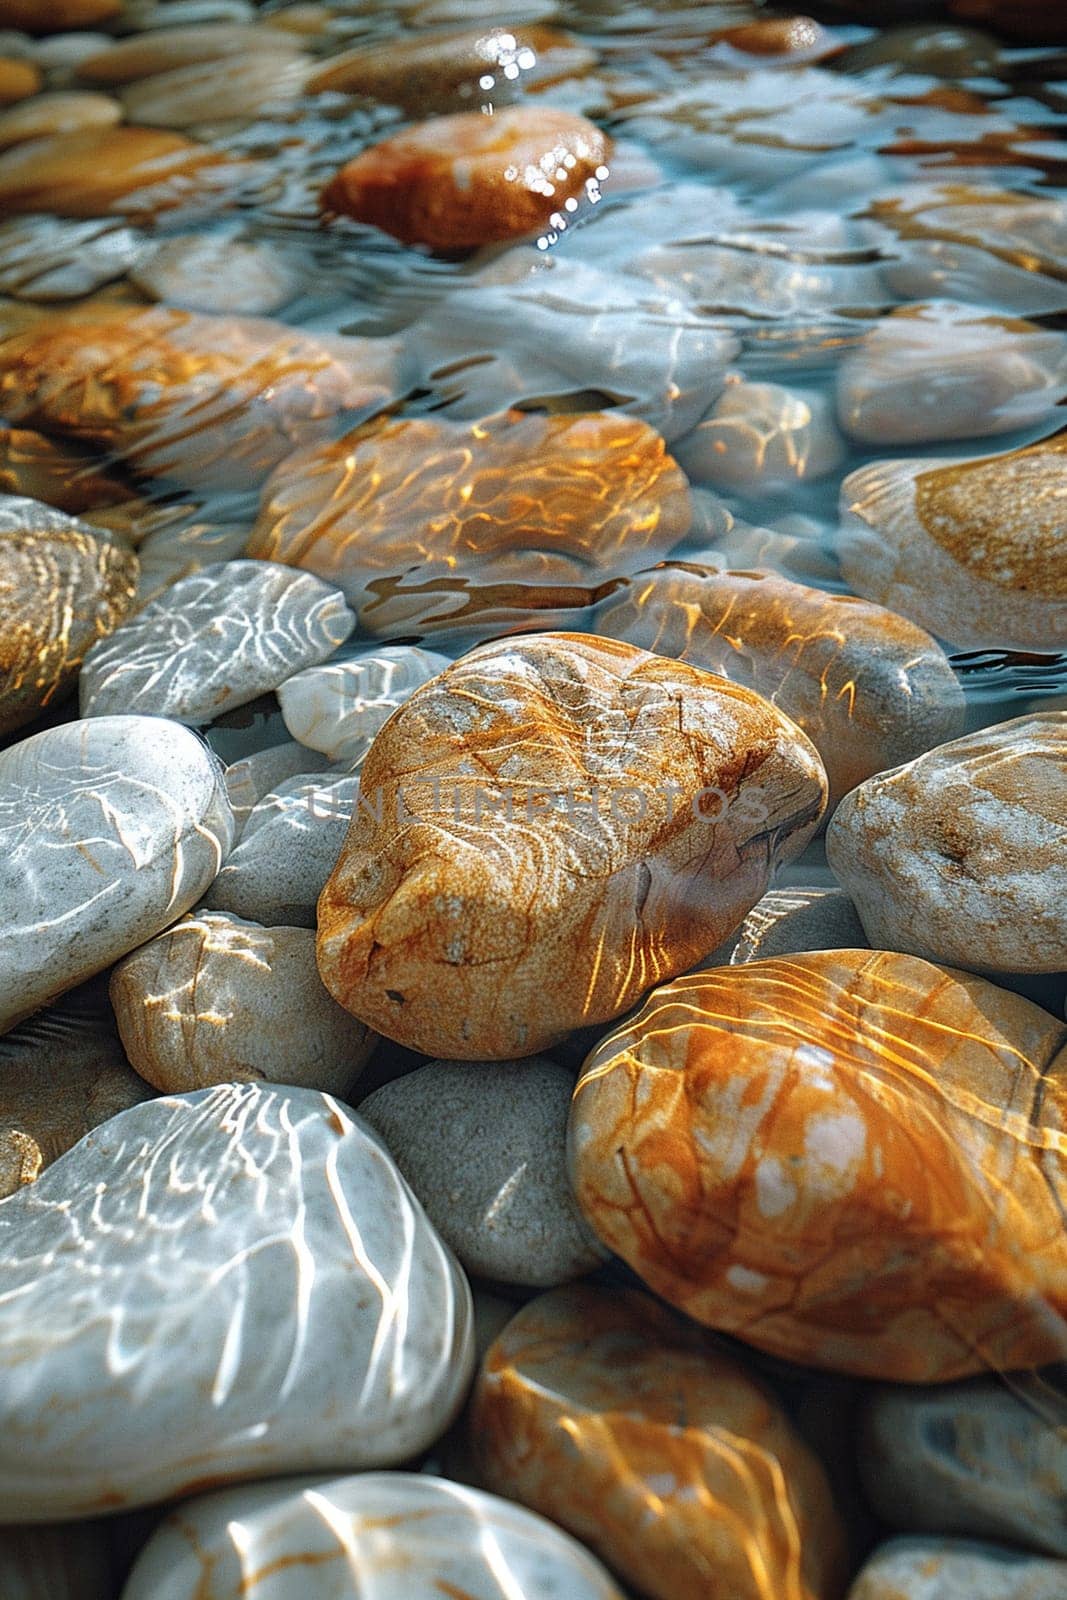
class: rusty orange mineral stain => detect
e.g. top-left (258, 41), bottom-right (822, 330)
top-left (322, 105), bottom-right (611, 249)
top-left (470, 1284), bottom-right (848, 1600)
top-left (569, 949), bottom-right (1067, 1383)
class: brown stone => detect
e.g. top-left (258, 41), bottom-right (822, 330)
top-left (470, 1284), bottom-right (848, 1600)
top-left (0, 496), bottom-right (138, 736)
top-left (718, 16), bottom-right (839, 56)
top-left (308, 24), bottom-right (596, 112)
top-left (248, 409), bottom-right (692, 638)
top-left (0, 0), bottom-right (120, 27)
top-left (0, 978), bottom-right (151, 1200)
top-left (322, 105), bottom-right (611, 250)
top-left (0, 305), bottom-right (404, 490)
top-left (594, 562), bottom-right (965, 807)
top-left (0, 126), bottom-right (252, 220)
top-left (569, 948), bottom-right (1067, 1381)
top-left (316, 631), bottom-right (827, 1058)
top-left (0, 58), bottom-right (41, 107)
top-left (0, 91), bottom-right (122, 151)
top-left (0, 427), bottom-right (133, 515)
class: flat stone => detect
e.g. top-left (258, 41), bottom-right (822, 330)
top-left (0, 126), bottom-right (252, 220)
top-left (700, 886), bottom-right (869, 967)
top-left (79, 560), bottom-right (354, 725)
top-left (0, 90), bottom-right (120, 149)
top-left (110, 911), bottom-right (377, 1096)
top-left (278, 645), bottom-right (451, 765)
top-left (205, 770), bottom-right (359, 927)
top-left (0, 215), bottom-right (143, 300)
top-left (322, 105), bottom-right (611, 250)
top-left (594, 562), bottom-right (965, 808)
top-left (317, 632), bottom-right (826, 1058)
top-left (826, 713), bottom-right (1067, 974)
top-left (127, 515), bottom-right (250, 610)
top-left (224, 740), bottom-right (332, 837)
top-left (675, 379), bottom-right (847, 491)
top-left (0, 714), bottom-right (233, 1033)
top-left (248, 410), bottom-right (692, 639)
top-left (569, 948), bottom-right (1067, 1381)
top-left (0, 306), bottom-right (405, 489)
top-left (471, 1284), bottom-right (847, 1600)
top-left (838, 434), bottom-right (1067, 649)
top-left (0, 494), bottom-right (138, 736)
top-left (121, 1472), bottom-right (624, 1600)
top-left (858, 1375), bottom-right (1067, 1557)
top-left (0, 428), bottom-right (133, 516)
top-left (77, 21), bottom-right (305, 84)
top-left (0, 1523), bottom-right (112, 1600)
top-left (0, 1082), bottom-right (474, 1519)
top-left (0, 978), bottom-right (151, 1198)
top-left (129, 232), bottom-right (301, 315)
top-left (837, 302), bottom-right (1067, 445)
top-left (119, 51), bottom-right (312, 130)
top-left (360, 1057), bottom-right (607, 1287)
top-left (847, 1537), bottom-right (1067, 1600)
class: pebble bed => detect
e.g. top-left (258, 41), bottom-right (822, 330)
top-left (0, 1), bottom-right (1065, 1597)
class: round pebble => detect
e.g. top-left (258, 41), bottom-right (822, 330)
top-left (277, 645), bottom-right (451, 765)
top-left (847, 1536), bottom-right (1067, 1600)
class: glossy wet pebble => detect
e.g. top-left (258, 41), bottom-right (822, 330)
top-left (858, 1376), bottom-right (1067, 1557)
top-left (0, 715), bottom-right (233, 1033)
top-left (119, 51), bottom-right (312, 130)
top-left (0, 494), bottom-right (138, 735)
top-left (838, 434), bottom-right (1067, 649)
top-left (317, 632), bottom-right (827, 1058)
top-left (322, 105), bottom-right (610, 249)
top-left (79, 560), bottom-right (355, 724)
top-left (0, 1082), bottom-right (474, 1518)
top-left (110, 911), bottom-right (377, 1097)
top-left (121, 1472), bottom-right (625, 1600)
top-left (471, 1284), bottom-right (847, 1600)
top-left (847, 1537), bottom-right (1067, 1600)
top-left (827, 713), bottom-right (1067, 975)
top-left (361, 1057), bottom-right (607, 1287)
top-left (569, 948), bottom-right (1067, 1380)
top-left (278, 646), bottom-right (450, 765)
top-left (0, 125), bottom-right (249, 219)
top-left (675, 378), bottom-right (846, 492)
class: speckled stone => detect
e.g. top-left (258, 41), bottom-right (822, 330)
top-left (110, 911), bottom-right (377, 1097)
top-left (847, 1537), bottom-right (1067, 1600)
top-left (827, 713), bottom-right (1067, 974)
top-left (79, 560), bottom-right (354, 725)
top-left (278, 646), bottom-right (451, 766)
top-left (360, 1057), bottom-right (607, 1287)
top-left (205, 770), bottom-right (359, 928)
top-left (317, 632), bottom-right (827, 1058)
top-left (0, 715), bottom-right (233, 1033)
top-left (858, 1375), bottom-right (1067, 1557)
top-left (0, 494), bottom-right (138, 736)
top-left (121, 1473), bottom-right (624, 1600)
top-left (0, 1082), bottom-right (474, 1519)
top-left (569, 949), bottom-right (1067, 1381)
top-left (837, 435), bottom-right (1067, 649)
top-left (0, 1523), bottom-right (112, 1600)
top-left (594, 562), bottom-right (965, 808)
top-left (471, 1284), bottom-right (847, 1600)
top-left (0, 979), bottom-right (151, 1198)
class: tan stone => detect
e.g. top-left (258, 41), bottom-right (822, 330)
top-left (826, 712), bottom-right (1067, 974)
top-left (0, 495), bottom-right (138, 736)
top-left (316, 631), bottom-right (827, 1058)
top-left (838, 434), bottom-right (1067, 648)
top-left (0, 979), bottom-right (151, 1200)
top-left (470, 1284), bottom-right (848, 1600)
top-left (594, 562), bottom-right (965, 807)
top-left (0, 427), bottom-right (133, 514)
top-left (0, 56), bottom-right (40, 106)
top-left (569, 949), bottom-right (1067, 1381)
top-left (247, 409), bottom-right (692, 638)
top-left (322, 105), bottom-right (611, 250)
top-left (0, 305), bottom-right (404, 489)
top-left (77, 22), bottom-right (305, 85)
top-left (308, 24), bottom-right (596, 112)
top-left (0, 126), bottom-right (252, 220)
top-left (0, 91), bottom-right (122, 150)
top-left (120, 53), bottom-right (311, 130)
top-left (110, 911), bottom-right (377, 1097)
top-left (717, 16), bottom-right (840, 56)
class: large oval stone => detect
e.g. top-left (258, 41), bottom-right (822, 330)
top-left (0, 715), bottom-right (233, 1033)
top-left (827, 712), bottom-right (1067, 974)
top-left (0, 494), bottom-right (138, 736)
top-left (569, 949), bottom-right (1067, 1381)
top-left (317, 632), bottom-right (827, 1058)
top-left (470, 1284), bottom-right (847, 1600)
top-left (121, 1472), bottom-right (624, 1599)
top-left (0, 1083), bottom-right (475, 1519)
top-left (594, 561), bottom-right (965, 807)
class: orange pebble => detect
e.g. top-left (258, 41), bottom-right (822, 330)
top-left (0, 0), bottom-right (120, 28)
top-left (569, 949), bottom-right (1067, 1382)
top-left (322, 105), bottom-right (611, 250)
top-left (0, 58), bottom-right (41, 107)
top-left (719, 16), bottom-right (831, 55)
top-left (0, 126), bottom-right (250, 220)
